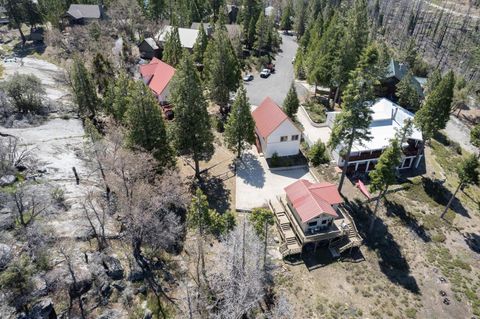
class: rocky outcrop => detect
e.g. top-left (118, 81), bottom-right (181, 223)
top-left (0, 175), bottom-right (16, 187)
top-left (0, 243), bottom-right (12, 270)
top-left (30, 298), bottom-right (57, 319)
top-left (102, 255), bottom-right (124, 280)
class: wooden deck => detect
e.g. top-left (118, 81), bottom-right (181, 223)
top-left (269, 196), bottom-right (363, 259)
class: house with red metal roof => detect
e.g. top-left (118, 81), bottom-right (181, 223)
top-left (139, 58), bottom-right (175, 103)
top-left (284, 180), bottom-right (343, 234)
top-left (268, 179), bottom-right (363, 258)
top-left (252, 97), bottom-right (301, 158)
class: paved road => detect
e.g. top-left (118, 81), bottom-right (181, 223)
top-left (245, 33), bottom-right (308, 106)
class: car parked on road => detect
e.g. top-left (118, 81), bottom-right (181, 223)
top-left (260, 69), bottom-right (271, 78)
top-left (243, 74), bottom-right (254, 81)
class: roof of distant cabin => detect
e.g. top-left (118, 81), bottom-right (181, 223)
top-left (190, 23), bottom-right (241, 39)
top-left (141, 38), bottom-right (159, 50)
top-left (252, 97), bottom-right (296, 139)
top-left (139, 58), bottom-right (175, 95)
top-left (285, 180), bottom-right (342, 222)
top-left (67, 4), bottom-right (102, 19)
top-left (156, 26), bottom-right (199, 49)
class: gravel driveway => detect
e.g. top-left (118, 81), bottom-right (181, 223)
top-left (245, 33), bottom-right (308, 106)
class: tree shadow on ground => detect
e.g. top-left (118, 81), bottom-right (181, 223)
top-left (13, 41), bottom-right (46, 58)
top-left (344, 199), bottom-right (420, 294)
top-left (421, 177), bottom-right (470, 219)
top-left (464, 233), bottom-right (480, 254)
top-left (236, 152), bottom-right (265, 188)
top-left (199, 174), bottom-right (232, 214)
top-left (384, 200), bottom-right (431, 242)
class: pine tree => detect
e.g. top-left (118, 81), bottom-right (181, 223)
top-left (280, 1), bottom-right (293, 31)
top-left (125, 81), bottom-right (173, 168)
top-left (92, 53), bottom-right (115, 95)
top-left (283, 83), bottom-right (300, 118)
top-left (293, 0), bottom-right (306, 38)
top-left (148, 0), bottom-right (164, 21)
top-left (254, 12), bottom-right (269, 53)
top-left (193, 23), bottom-right (209, 64)
top-left (424, 69), bottom-right (442, 95)
top-left (70, 56), bottom-right (99, 119)
top-left (441, 155), bottom-right (479, 219)
top-left (171, 55), bottom-right (214, 179)
top-left (414, 71), bottom-right (455, 142)
top-left (328, 45), bottom-right (379, 192)
top-left (204, 26), bottom-right (241, 109)
top-left (162, 27), bottom-right (183, 67)
top-left (224, 86), bottom-right (255, 158)
top-left (368, 121), bottom-right (412, 232)
top-left (242, 0), bottom-right (259, 49)
top-left (397, 71), bottom-right (421, 111)
top-left (104, 71), bottom-right (133, 123)
top-left (249, 207), bottom-right (274, 272)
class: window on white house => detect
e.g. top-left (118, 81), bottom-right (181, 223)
top-left (308, 221), bottom-right (317, 227)
top-left (321, 219), bottom-right (327, 224)
top-left (291, 135), bottom-right (299, 141)
top-left (280, 136), bottom-right (288, 142)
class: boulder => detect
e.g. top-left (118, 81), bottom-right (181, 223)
top-left (0, 212), bottom-right (14, 231)
top-left (0, 243), bottom-right (12, 270)
top-left (102, 255), bottom-right (124, 280)
top-left (0, 175), bottom-right (16, 187)
top-left (100, 281), bottom-right (112, 298)
top-left (128, 259), bottom-right (147, 282)
top-left (30, 298), bottom-right (57, 319)
top-left (32, 275), bottom-right (48, 297)
top-left (143, 309), bottom-right (152, 319)
top-left (69, 278), bottom-right (93, 299)
top-left (112, 281), bottom-right (126, 291)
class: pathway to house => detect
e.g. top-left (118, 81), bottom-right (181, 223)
top-left (235, 148), bottom-right (315, 211)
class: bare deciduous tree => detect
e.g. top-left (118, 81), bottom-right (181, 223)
top-left (82, 190), bottom-right (109, 251)
top-left (0, 136), bottom-right (34, 175)
top-left (12, 183), bottom-right (48, 228)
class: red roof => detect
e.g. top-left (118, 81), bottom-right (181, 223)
top-left (252, 97), bottom-right (291, 139)
top-left (139, 58), bottom-right (175, 95)
top-left (284, 180), bottom-right (343, 222)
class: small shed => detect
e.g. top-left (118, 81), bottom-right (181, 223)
top-left (138, 38), bottom-right (159, 59)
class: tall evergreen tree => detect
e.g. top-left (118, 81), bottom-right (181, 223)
top-left (441, 155), bottom-right (479, 219)
top-left (162, 27), bottom-right (183, 67)
top-left (397, 71), bottom-right (421, 111)
top-left (70, 57), bottom-right (99, 119)
top-left (171, 56), bottom-right (214, 179)
top-left (193, 23), bottom-right (209, 64)
top-left (424, 69), bottom-right (442, 95)
top-left (92, 53), bottom-right (115, 95)
top-left (104, 71), bottom-right (133, 123)
top-left (224, 86), bottom-right (255, 158)
top-left (38, 0), bottom-right (66, 28)
top-left (293, 0), bottom-right (307, 38)
top-left (148, 0), bottom-right (164, 21)
top-left (283, 83), bottom-right (300, 118)
top-left (254, 12), bottom-right (269, 53)
top-left (1, 0), bottom-right (42, 44)
top-left (204, 26), bottom-right (241, 109)
top-left (328, 45), bottom-right (379, 192)
top-left (414, 71), bottom-right (455, 142)
top-left (368, 121), bottom-right (412, 232)
top-left (125, 81), bottom-right (173, 168)
top-left (242, 0), bottom-right (259, 49)
top-left (280, 0), bottom-right (293, 31)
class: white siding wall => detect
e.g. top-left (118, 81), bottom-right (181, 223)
top-left (301, 215), bottom-right (334, 233)
top-left (264, 120), bottom-right (301, 158)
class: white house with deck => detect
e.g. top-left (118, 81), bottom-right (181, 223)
top-left (252, 97), bottom-right (301, 158)
top-left (326, 98), bottom-right (423, 174)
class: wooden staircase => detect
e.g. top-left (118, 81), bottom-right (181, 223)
top-left (329, 207), bottom-right (363, 256)
top-left (269, 199), bottom-right (302, 258)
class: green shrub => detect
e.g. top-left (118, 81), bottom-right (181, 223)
top-left (3, 73), bottom-right (46, 114)
top-left (270, 152), bottom-right (280, 166)
top-left (308, 141), bottom-right (329, 166)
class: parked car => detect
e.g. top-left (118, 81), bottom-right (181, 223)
top-left (260, 69), bottom-right (271, 78)
top-left (243, 74), bottom-right (254, 81)
top-left (265, 63), bottom-right (275, 73)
